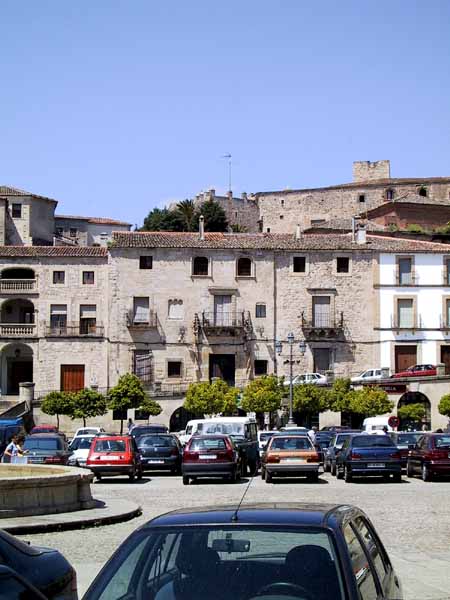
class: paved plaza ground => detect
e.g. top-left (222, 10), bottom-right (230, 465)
top-left (19, 471), bottom-right (450, 599)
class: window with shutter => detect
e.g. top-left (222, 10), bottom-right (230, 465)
top-left (133, 298), bottom-right (150, 324)
top-left (398, 299), bottom-right (414, 328)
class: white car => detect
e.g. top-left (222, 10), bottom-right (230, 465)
top-left (68, 435), bottom-right (96, 467)
top-left (73, 426), bottom-right (105, 439)
top-left (351, 369), bottom-right (383, 384)
top-left (284, 373), bottom-right (328, 386)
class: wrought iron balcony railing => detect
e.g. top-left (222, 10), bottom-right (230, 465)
top-left (202, 311), bottom-right (247, 329)
top-left (301, 312), bottom-right (344, 330)
top-left (45, 324), bottom-right (105, 337)
top-left (126, 310), bottom-right (158, 328)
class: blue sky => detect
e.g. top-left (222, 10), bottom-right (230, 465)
top-left (1, 1), bottom-right (450, 226)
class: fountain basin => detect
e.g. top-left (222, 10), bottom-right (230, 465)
top-left (0, 464), bottom-right (95, 518)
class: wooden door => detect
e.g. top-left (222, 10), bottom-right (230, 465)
top-left (61, 365), bottom-right (85, 392)
top-left (441, 346), bottom-right (450, 374)
top-left (395, 346), bottom-right (417, 373)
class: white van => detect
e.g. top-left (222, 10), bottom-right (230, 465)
top-left (363, 416), bottom-right (393, 433)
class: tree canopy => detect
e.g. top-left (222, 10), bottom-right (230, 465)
top-left (438, 394), bottom-right (450, 418)
top-left (241, 375), bottom-right (283, 414)
top-left (139, 396), bottom-right (163, 419)
top-left (41, 391), bottom-right (74, 428)
top-left (184, 380), bottom-right (238, 416)
top-left (348, 387), bottom-right (393, 417)
top-left (327, 378), bottom-right (353, 413)
top-left (293, 384), bottom-right (330, 414)
top-left (108, 374), bottom-right (148, 433)
top-left (141, 199), bottom-right (229, 233)
top-left (397, 402), bottom-right (426, 422)
top-left (193, 200), bottom-right (228, 232)
top-left (142, 207), bottom-right (183, 232)
top-left (71, 388), bottom-right (108, 427)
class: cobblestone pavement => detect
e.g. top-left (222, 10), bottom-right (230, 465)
top-left (19, 472), bottom-right (450, 599)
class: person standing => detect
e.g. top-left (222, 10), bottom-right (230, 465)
top-left (1, 435), bottom-right (19, 463)
top-left (308, 426), bottom-right (317, 443)
top-left (127, 418), bottom-right (135, 434)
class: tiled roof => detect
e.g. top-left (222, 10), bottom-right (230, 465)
top-left (306, 218), bottom-right (382, 232)
top-left (364, 198), bottom-right (450, 217)
top-left (55, 214), bottom-right (131, 226)
top-left (111, 231), bottom-right (450, 253)
top-left (0, 186), bottom-right (58, 203)
top-left (0, 246), bottom-right (107, 257)
top-left (256, 177), bottom-right (450, 197)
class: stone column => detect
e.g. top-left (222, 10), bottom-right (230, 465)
top-left (19, 382), bottom-right (35, 411)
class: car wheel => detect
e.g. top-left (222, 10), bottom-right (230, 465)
top-left (137, 467), bottom-right (143, 480)
top-left (261, 467), bottom-right (266, 480)
top-left (307, 472), bottom-right (319, 482)
top-left (129, 472), bottom-right (136, 482)
top-left (265, 471), bottom-right (272, 483)
top-left (336, 464), bottom-right (344, 479)
top-left (406, 460), bottom-right (414, 478)
top-left (95, 473), bottom-right (102, 482)
top-left (393, 472), bottom-right (402, 483)
top-left (323, 458), bottom-right (330, 473)
top-left (331, 462), bottom-right (337, 476)
top-left (344, 466), bottom-right (352, 482)
top-left (182, 475), bottom-right (190, 485)
top-left (422, 463), bottom-right (432, 482)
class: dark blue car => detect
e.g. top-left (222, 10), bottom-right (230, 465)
top-left (336, 434), bottom-right (402, 482)
top-left (83, 503), bottom-right (403, 600)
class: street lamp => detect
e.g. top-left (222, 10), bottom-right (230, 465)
top-left (287, 332), bottom-right (295, 426)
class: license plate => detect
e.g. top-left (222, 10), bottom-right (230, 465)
top-left (282, 458), bottom-right (305, 463)
top-left (100, 455), bottom-right (119, 461)
top-left (147, 459), bottom-right (164, 464)
top-left (200, 454), bottom-right (216, 460)
top-left (31, 457), bottom-right (44, 463)
top-left (367, 463), bottom-right (384, 468)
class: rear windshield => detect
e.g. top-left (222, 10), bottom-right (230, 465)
top-left (190, 438), bottom-right (227, 451)
top-left (336, 434), bottom-right (351, 444)
top-left (270, 437), bottom-right (313, 451)
top-left (396, 433), bottom-right (421, 445)
top-left (138, 435), bottom-right (177, 447)
top-left (133, 427), bottom-right (166, 436)
top-left (24, 438), bottom-right (62, 450)
top-left (94, 439), bottom-right (126, 452)
top-left (434, 435), bottom-right (450, 448)
top-left (259, 433), bottom-right (274, 442)
top-left (352, 436), bottom-right (394, 448)
top-left (77, 429), bottom-right (97, 436)
top-left (198, 422), bottom-right (244, 436)
top-left (70, 437), bottom-right (94, 450)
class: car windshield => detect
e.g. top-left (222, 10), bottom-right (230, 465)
top-left (138, 436), bottom-right (176, 448)
top-left (70, 437), bottom-right (94, 450)
top-left (335, 434), bottom-right (351, 444)
top-left (94, 440), bottom-right (126, 452)
top-left (87, 525), bottom-right (344, 600)
top-left (197, 422), bottom-right (244, 436)
top-left (352, 436), bottom-right (394, 448)
top-left (24, 438), bottom-right (62, 450)
top-left (190, 438), bottom-right (227, 451)
top-left (270, 437), bottom-right (313, 451)
top-left (259, 433), bottom-right (274, 442)
top-left (434, 435), bottom-right (450, 448)
top-left (77, 429), bottom-right (97, 436)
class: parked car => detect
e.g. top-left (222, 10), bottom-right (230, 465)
top-left (363, 416), bottom-right (394, 433)
top-left (320, 425), bottom-right (352, 432)
top-left (83, 503), bottom-right (403, 600)
top-left (23, 433), bottom-right (71, 465)
top-left (129, 424), bottom-right (168, 442)
top-left (314, 431), bottom-right (333, 462)
top-left (284, 372), bottom-right (328, 386)
top-left (182, 434), bottom-right (242, 484)
top-left (67, 434), bottom-right (96, 467)
top-left (0, 529), bottom-right (77, 599)
top-left (279, 426), bottom-right (308, 433)
top-left (392, 364), bottom-right (437, 378)
top-left (73, 426), bottom-right (105, 439)
top-left (136, 433), bottom-right (182, 474)
top-left (407, 432), bottom-right (450, 481)
top-left (351, 368), bottom-right (383, 384)
top-left (261, 434), bottom-right (320, 482)
top-left (388, 431), bottom-right (422, 469)
top-left (324, 431), bottom-right (361, 475)
top-left (336, 434), bottom-right (402, 482)
top-left (86, 435), bottom-right (143, 481)
top-left (0, 564), bottom-right (47, 600)
top-left (257, 430), bottom-right (278, 454)
top-left (30, 424), bottom-right (59, 435)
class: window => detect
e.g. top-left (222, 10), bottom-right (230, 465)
top-left (313, 296), bottom-right (331, 328)
top-left (133, 297), bottom-right (150, 324)
top-left (53, 271), bottom-right (65, 284)
top-left (80, 304), bottom-right (97, 334)
top-left (69, 228), bottom-right (78, 238)
top-left (397, 298), bottom-right (414, 328)
top-left (82, 271), bottom-right (95, 285)
top-left (237, 257), bottom-right (252, 277)
top-left (254, 359), bottom-right (268, 376)
top-left (11, 203), bottom-right (22, 218)
top-left (445, 259), bottom-right (450, 285)
top-left (386, 189), bottom-right (394, 201)
top-left (344, 524), bottom-right (379, 599)
top-left (266, 227), bottom-right (271, 233)
top-left (445, 299), bottom-right (450, 327)
top-left (56, 227), bottom-right (64, 236)
top-left (281, 199), bottom-right (284, 206)
top-left (336, 256), bottom-right (350, 273)
top-left (193, 256), bottom-right (209, 276)
top-left (279, 215), bottom-right (284, 219)
top-left (255, 303), bottom-right (266, 318)
top-left (168, 361), bottom-right (182, 378)
top-left (358, 194), bottom-right (366, 203)
top-left (293, 256), bottom-right (306, 273)
top-left (168, 299), bottom-right (184, 320)
top-left (398, 257), bottom-right (412, 285)
top-left (50, 304), bottom-right (67, 331)
top-left (139, 256), bottom-right (153, 269)
top-left (353, 517), bottom-right (387, 583)
top-left (418, 186), bottom-right (427, 197)
top-left (133, 350), bottom-right (152, 384)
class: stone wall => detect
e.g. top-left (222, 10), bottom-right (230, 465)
top-left (353, 160), bottom-right (391, 182)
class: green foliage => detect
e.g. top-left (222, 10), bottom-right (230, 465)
top-left (139, 396), bottom-right (163, 417)
top-left (328, 378), bottom-right (353, 412)
top-left (230, 223), bottom-right (248, 233)
top-left (397, 402), bottom-right (426, 422)
top-left (293, 384), bottom-right (329, 414)
top-left (108, 374), bottom-right (147, 411)
top-left (193, 200), bottom-right (229, 232)
top-left (438, 394), bottom-right (450, 418)
top-left (406, 223), bottom-right (424, 234)
top-left (141, 207), bottom-right (183, 231)
top-left (184, 380), bottom-right (238, 416)
top-left (241, 375), bottom-right (283, 413)
top-left (41, 391), bottom-right (74, 428)
top-left (71, 389), bottom-right (108, 427)
top-left (175, 199), bottom-right (196, 232)
top-left (348, 387), bottom-right (393, 417)
top-left (388, 223), bottom-right (399, 233)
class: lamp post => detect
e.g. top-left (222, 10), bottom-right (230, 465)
top-left (276, 334), bottom-right (307, 427)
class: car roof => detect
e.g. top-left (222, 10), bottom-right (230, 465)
top-left (26, 433), bottom-right (63, 438)
top-left (133, 424), bottom-right (167, 429)
top-left (92, 435), bottom-right (129, 441)
top-left (143, 502), bottom-right (360, 529)
top-left (191, 433), bottom-right (229, 438)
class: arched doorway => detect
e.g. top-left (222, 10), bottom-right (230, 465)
top-left (1, 343), bottom-right (33, 395)
top-left (169, 406), bottom-right (200, 432)
top-left (397, 392), bottom-right (431, 431)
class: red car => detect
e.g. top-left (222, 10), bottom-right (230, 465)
top-left (30, 424), bottom-right (59, 434)
top-left (392, 364), bottom-right (437, 378)
top-left (182, 434), bottom-right (243, 485)
top-left (87, 435), bottom-right (143, 481)
top-left (407, 433), bottom-right (450, 481)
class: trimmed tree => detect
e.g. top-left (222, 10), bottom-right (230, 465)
top-left (71, 388), bottom-right (108, 427)
top-left (293, 384), bottom-right (330, 415)
top-left (349, 387), bottom-right (393, 417)
top-left (139, 396), bottom-right (163, 423)
top-left (397, 403), bottom-right (426, 423)
top-left (327, 378), bottom-right (353, 413)
top-left (438, 394), bottom-right (450, 420)
top-left (241, 375), bottom-right (283, 414)
top-left (107, 374), bottom-right (148, 434)
top-left (184, 380), bottom-right (238, 416)
top-left (40, 391), bottom-right (74, 429)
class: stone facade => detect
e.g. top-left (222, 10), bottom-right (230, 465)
top-left (193, 189), bottom-right (260, 232)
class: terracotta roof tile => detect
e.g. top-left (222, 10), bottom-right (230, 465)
top-left (0, 246), bottom-right (107, 258)
top-left (111, 231), bottom-right (450, 253)
top-left (56, 214), bottom-right (131, 226)
top-left (0, 185), bottom-right (58, 203)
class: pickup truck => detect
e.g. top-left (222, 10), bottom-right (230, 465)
top-left (336, 433), bottom-right (402, 482)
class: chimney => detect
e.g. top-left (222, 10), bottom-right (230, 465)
top-left (295, 224), bottom-right (301, 240)
top-left (356, 226), bottom-right (367, 244)
top-left (208, 188), bottom-right (215, 201)
top-left (199, 215), bottom-right (205, 241)
top-left (241, 192), bottom-right (247, 202)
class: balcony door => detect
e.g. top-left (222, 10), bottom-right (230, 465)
top-left (395, 346), bottom-right (417, 373)
top-left (61, 365), bottom-right (85, 392)
top-left (209, 354), bottom-right (235, 387)
top-left (312, 296), bottom-right (331, 328)
top-left (214, 295), bottom-right (232, 326)
top-left (313, 348), bottom-right (331, 373)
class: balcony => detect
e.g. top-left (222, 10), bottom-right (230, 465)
top-left (45, 324), bottom-right (105, 338)
top-left (201, 311), bottom-right (251, 335)
top-left (0, 279), bottom-right (38, 294)
top-left (301, 312), bottom-right (344, 339)
top-left (126, 310), bottom-right (158, 329)
top-left (0, 323), bottom-right (36, 337)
